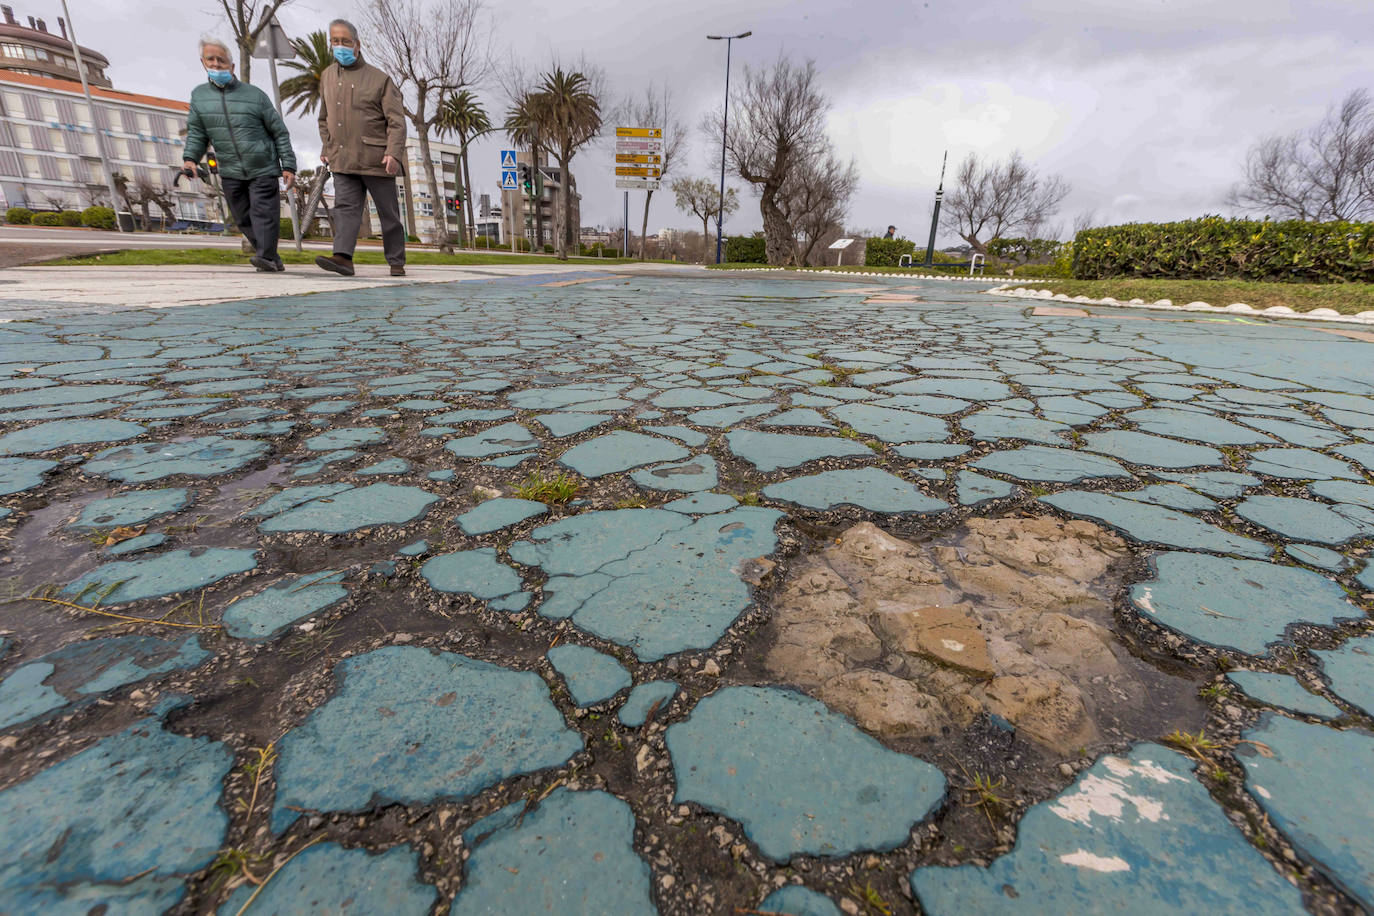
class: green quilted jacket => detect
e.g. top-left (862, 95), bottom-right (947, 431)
top-left (184, 76), bottom-right (296, 180)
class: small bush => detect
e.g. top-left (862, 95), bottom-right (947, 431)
top-left (81, 206), bottom-right (116, 230)
top-left (5, 207), bottom-right (33, 225)
top-left (406, 234), bottom-right (420, 243)
top-left (1073, 216), bottom-right (1374, 282)
top-left (864, 237), bottom-right (916, 266)
top-left (725, 235), bottom-right (767, 263)
top-left (279, 217), bottom-right (297, 239)
top-left (513, 238), bottom-right (532, 252)
top-left (543, 243), bottom-right (554, 253)
top-left (32, 211), bottom-right (62, 226)
top-left (59, 210), bottom-right (83, 226)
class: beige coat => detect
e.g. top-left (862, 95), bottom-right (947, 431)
top-left (317, 53), bottom-right (406, 177)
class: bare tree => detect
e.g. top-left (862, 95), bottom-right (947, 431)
top-left (219, 0), bottom-right (292, 85)
top-left (621, 83), bottom-right (686, 260)
top-left (1071, 209), bottom-right (1097, 238)
top-left (707, 55), bottom-right (830, 265)
top-left (364, 0), bottom-right (490, 252)
top-left (1228, 89), bottom-right (1374, 221)
top-left (671, 177), bottom-right (738, 262)
top-left (942, 151), bottom-right (1069, 254)
top-left (779, 150), bottom-right (858, 265)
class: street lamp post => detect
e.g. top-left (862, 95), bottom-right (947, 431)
top-left (59, 0), bottom-right (122, 231)
top-left (924, 150), bottom-right (947, 266)
top-left (707, 30), bottom-right (750, 265)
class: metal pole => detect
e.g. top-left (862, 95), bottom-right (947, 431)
top-left (264, 50), bottom-right (302, 251)
top-left (623, 191), bottom-right (628, 257)
top-left (714, 37), bottom-right (732, 265)
top-left (924, 150), bottom-right (947, 267)
top-left (59, 0), bottom-right (122, 231)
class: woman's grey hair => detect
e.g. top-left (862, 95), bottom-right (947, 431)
top-left (198, 37), bottom-right (233, 59)
top-left (328, 18), bottom-right (359, 41)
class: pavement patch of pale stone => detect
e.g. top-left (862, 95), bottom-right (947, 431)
top-left (271, 647), bottom-right (581, 830)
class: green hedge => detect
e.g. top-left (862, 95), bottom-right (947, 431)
top-left (865, 237), bottom-right (915, 266)
top-left (59, 210), bottom-right (83, 226)
top-left (32, 211), bottom-right (62, 226)
top-left (6, 207), bottom-right (33, 225)
top-left (81, 206), bottom-right (115, 230)
top-left (1073, 217), bottom-right (1374, 282)
top-left (725, 235), bottom-right (766, 263)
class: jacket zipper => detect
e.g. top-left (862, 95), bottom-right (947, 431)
top-left (218, 84), bottom-right (247, 177)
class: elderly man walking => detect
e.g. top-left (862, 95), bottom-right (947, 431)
top-left (315, 18), bottom-right (408, 277)
top-left (183, 38), bottom-right (297, 272)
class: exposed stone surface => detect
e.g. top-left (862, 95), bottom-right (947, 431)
top-left (765, 517), bottom-right (1139, 754)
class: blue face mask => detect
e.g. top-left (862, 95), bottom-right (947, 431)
top-left (333, 46), bottom-right (356, 66)
top-left (207, 69), bottom-right (233, 86)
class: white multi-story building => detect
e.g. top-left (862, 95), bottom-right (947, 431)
top-left (0, 69), bottom-right (216, 222)
top-left (393, 136), bottom-right (499, 244)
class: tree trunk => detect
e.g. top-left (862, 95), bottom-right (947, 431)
top-left (555, 150), bottom-right (571, 260)
top-left (638, 189), bottom-right (652, 261)
top-left (701, 215), bottom-right (710, 263)
top-left (460, 132), bottom-right (476, 249)
top-left (759, 187), bottom-right (794, 265)
top-left (414, 120), bottom-right (450, 254)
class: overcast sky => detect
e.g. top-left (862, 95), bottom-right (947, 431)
top-left (65, 0), bottom-right (1373, 243)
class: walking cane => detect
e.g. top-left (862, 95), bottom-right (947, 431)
top-left (296, 164), bottom-right (332, 252)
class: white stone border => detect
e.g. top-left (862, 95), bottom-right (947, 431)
top-left (986, 285), bottom-right (1374, 326)
top-left (712, 266), bottom-right (1009, 283)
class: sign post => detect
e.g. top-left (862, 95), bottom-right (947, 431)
top-left (615, 127), bottom-right (663, 258)
top-left (828, 237), bottom-right (855, 267)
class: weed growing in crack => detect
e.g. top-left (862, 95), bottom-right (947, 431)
top-left (957, 763), bottom-right (1009, 831)
top-left (207, 847), bottom-right (267, 891)
top-left (235, 742), bottom-right (277, 816)
top-left (1163, 728), bottom-right (1222, 760)
top-left (513, 471), bottom-right (580, 504)
top-left (846, 879), bottom-right (893, 915)
top-left (282, 623), bottom-right (341, 660)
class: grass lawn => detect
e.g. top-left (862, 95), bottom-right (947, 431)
top-left (41, 248), bottom-right (651, 268)
top-left (1002, 278), bottom-right (1374, 316)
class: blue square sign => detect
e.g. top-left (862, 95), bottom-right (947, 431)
top-left (501, 170), bottom-right (518, 190)
top-left (500, 150), bottom-right (517, 170)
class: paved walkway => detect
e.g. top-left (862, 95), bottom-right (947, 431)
top-left (0, 269), bottom-right (1370, 914)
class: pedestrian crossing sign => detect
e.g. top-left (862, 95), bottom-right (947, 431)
top-left (501, 170), bottom-right (518, 190)
top-left (500, 150), bottom-right (517, 170)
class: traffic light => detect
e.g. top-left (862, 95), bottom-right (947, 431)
top-left (206, 154), bottom-right (218, 175)
top-left (518, 164), bottom-right (531, 194)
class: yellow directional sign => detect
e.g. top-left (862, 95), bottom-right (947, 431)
top-left (615, 153), bottom-right (662, 165)
top-left (615, 166), bottom-right (662, 177)
top-left (616, 127), bottom-right (662, 138)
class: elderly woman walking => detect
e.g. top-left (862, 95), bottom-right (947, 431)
top-left (183, 38), bottom-right (297, 272)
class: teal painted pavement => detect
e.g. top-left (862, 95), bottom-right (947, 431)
top-left (1128, 553), bottom-right (1356, 654)
top-left (10, 272), bottom-right (1374, 911)
top-left (758, 886), bottom-right (843, 916)
top-left (510, 507), bottom-right (781, 660)
top-left (763, 467), bottom-right (948, 512)
top-left (668, 687), bottom-right (947, 861)
top-left (0, 720), bottom-right (231, 913)
top-left (451, 789), bottom-right (655, 916)
top-left (547, 643), bottom-right (632, 706)
top-left (63, 547), bottom-right (257, 603)
top-left (1241, 715), bottom-right (1374, 909)
top-left (910, 744), bottom-right (1305, 915)
top-left (271, 647), bottom-right (582, 830)
top-left (221, 570), bottom-right (347, 639)
top-left (219, 843), bottom-right (437, 915)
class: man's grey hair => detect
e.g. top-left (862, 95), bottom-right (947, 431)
top-left (198, 37), bottom-right (233, 59)
top-left (328, 18), bottom-right (359, 42)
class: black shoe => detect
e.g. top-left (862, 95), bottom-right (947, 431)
top-left (390, 265), bottom-right (406, 277)
top-left (316, 254), bottom-right (355, 276)
top-left (250, 256), bottom-right (278, 272)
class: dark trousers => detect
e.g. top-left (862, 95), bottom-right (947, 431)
top-left (221, 175), bottom-right (281, 263)
top-left (331, 172), bottom-right (406, 266)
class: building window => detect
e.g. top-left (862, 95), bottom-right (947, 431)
top-left (39, 98), bottom-right (57, 120)
top-left (0, 42), bottom-right (23, 57)
top-left (47, 127), bottom-right (65, 152)
top-left (21, 154), bottom-right (40, 178)
top-left (73, 102), bottom-right (91, 126)
top-left (57, 158), bottom-right (73, 180)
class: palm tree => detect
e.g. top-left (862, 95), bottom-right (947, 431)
top-left (504, 90), bottom-right (552, 251)
top-left (280, 31), bottom-right (332, 117)
top-left (437, 90), bottom-right (493, 248)
top-left (536, 67), bottom-right (602, 260)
